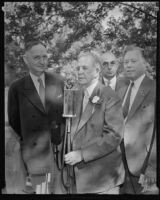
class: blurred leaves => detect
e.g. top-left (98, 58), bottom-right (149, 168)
top-left (4, 2), bottom-right (158, 81)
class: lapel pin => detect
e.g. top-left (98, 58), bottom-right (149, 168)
top-left (140, 89), bottom-right (145, 96)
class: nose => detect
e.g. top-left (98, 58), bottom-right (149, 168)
top-left (108, 64), bottom-right (112, 70)
top-left (125, 61), bottom-right (133, 70)
top-left (39, 57), bottom-right (45, 65)
top-left (78, 67), bottom-right (84, 74)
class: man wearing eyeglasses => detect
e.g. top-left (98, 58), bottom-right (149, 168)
top-left (101, 51), bottom-right (129, 91)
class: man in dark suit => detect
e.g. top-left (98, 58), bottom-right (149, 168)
top-left (64, 52), bottom-right (125, 194)
top-left (118, 45), bottom-right (158, 194)
top-left (8, 41), bottom-right (64, 192)
top-left (101, 51), bottom-right (129, 91)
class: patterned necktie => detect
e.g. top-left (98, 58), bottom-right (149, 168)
top-left (82, 90), bottom-right (89, 112)
top-left (37, 77), bottom-right (45, 108)
top-left (123, 82), bottom-right (134, 118)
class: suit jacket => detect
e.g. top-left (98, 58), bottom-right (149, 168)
top-left (101, 75), bottom-right (130, 92)
top-left (118, 75), bottom-right (156, 177)
top-left (70, 82), bottom-right (125, 193)
top-left (8, 72), bottom-right (64, 175)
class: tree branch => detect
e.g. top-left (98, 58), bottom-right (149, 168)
top-left (119, 2), bottom-right (157, 19)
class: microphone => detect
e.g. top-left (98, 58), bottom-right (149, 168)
top-left (50, 121), bottom-right (62, 145)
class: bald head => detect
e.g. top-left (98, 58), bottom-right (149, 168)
top-left (78, 52), bottom-right (102, 69)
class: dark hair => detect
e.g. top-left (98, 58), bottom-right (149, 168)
top-left (123, 45), bottom-right (145, 60)
top-left (25, 40), bottom-right (46, 52)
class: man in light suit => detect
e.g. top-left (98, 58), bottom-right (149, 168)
top-left (8, 41), bottom-right (64, 192)
top-left (101, 51), bottom-right (129, 91)
top-left (118, 45), bottom-right (158, 194)
top-left (64, 52), bottom-right (125, 194)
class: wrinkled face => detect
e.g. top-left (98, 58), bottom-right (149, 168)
top-left (24, 44), bottom-right (48, 76)
top-left (123, 50), bottom-right (146, 80)
top-left (101, 53), bottom-right (118, 79)
top-left (77, 55), bottom-right (100, 88)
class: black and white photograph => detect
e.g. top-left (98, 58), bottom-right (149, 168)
top-left (2, 1), bottom-right (159, 195)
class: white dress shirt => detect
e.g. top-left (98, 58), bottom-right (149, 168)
top-left (85, 78), bottom-right (99, 98)
top-left (122, 74), bottom-right (145, 112)
top-left (103, 76), bottom-right (117, 90)
top-left (30, 72), bottom-right (45, 95)
top-left (82, 78), bottom-right (99, 111)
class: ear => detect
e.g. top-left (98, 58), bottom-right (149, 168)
top-left (145, 62), bottom-right (150, 71)
top-left (142, 58), bottom-right (147, 70)
top-left (23, 55), bottom-right (28, 65)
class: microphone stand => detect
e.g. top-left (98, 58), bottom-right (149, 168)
top-left (61, 87), bottom-right (77, 194)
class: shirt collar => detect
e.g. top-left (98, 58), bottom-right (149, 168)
top-left (132, 74), bottom-right (145, 89)
top-left (30, 72), bottom-right (45, 86)
top-left (86, 77), bottom-right (99, 97)
top-left (103, 75), bottom-right (117, 90)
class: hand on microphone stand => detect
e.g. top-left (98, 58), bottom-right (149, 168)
top-left (65, 150), bottom-right (83, 166)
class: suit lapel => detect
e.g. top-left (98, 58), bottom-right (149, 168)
top-left (101, 76), bottom-right (105, 85)
top-left (45, 72), bottom-right (64, 115)
top-left (45, 72), bottom-right (53, 114)
top-left (23, 75), bottom-right (46, 113)
top-left (118, 84), bottom-right (128, 100)
top-left (72, 83), bottom-right (101, 141)
top-left (71, 89), bottom-right (83, 141)
top-left (126, 76), bottom-right (151, 121)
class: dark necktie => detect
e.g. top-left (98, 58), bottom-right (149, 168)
top-left (123, 82), bottom-right (134, 118)
top-left (38, 77), bottom-right (45, 108)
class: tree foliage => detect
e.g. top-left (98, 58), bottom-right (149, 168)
top-left (4, 2), bottom-right (158, 81)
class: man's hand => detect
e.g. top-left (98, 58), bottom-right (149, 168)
top-left (64, 150), bottom-right (83, 166)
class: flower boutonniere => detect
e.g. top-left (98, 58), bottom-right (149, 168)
top-left (89, 95), bottom-right (103, 105)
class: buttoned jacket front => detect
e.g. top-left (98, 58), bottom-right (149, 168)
top-left (8, 72), bottom-right (64, 174)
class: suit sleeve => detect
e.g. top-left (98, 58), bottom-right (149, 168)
top-left (81, 97), bottom-right (124, 163)
top-left (8, 83), bottom-right (22, 139)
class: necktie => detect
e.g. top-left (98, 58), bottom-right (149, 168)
top-left (82, 90), bottom-right (89, 112)
top-left (107, 80), bottom-right (111, 87)
top-left (104, 79), bottom-right (111, 87)
top-left (123, 82), bottom-right (134, 118)
top-left (37, 77), bottom-right (45, 108)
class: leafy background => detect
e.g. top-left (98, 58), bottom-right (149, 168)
top-left (4, 2), bottom-right (158, 85)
